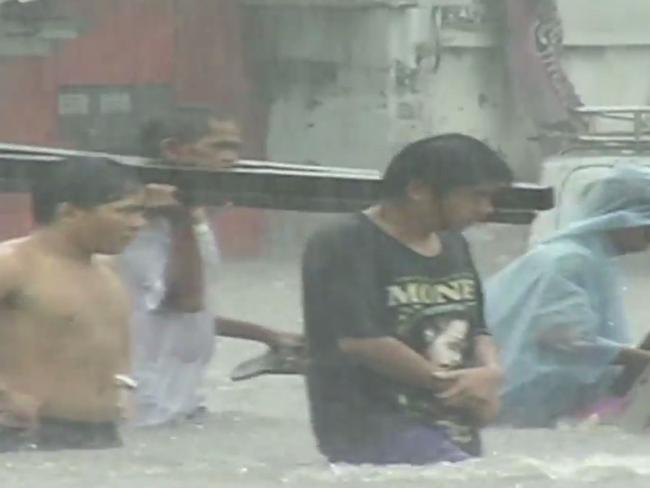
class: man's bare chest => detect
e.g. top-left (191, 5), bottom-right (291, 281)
top-left (11, 264), bottom-right (127, 344)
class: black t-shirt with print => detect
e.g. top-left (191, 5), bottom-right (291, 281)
top-left (302, 213), bottom-right (489, 457)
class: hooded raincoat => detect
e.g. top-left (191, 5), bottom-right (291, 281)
top-left (485, 165), bottom-right (650, 427)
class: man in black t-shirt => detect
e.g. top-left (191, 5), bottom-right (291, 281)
top-left (302, 134), bottom-right (512, 465)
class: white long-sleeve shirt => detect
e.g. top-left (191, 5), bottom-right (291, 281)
top-left (118, 215), bottom-right (220, 426)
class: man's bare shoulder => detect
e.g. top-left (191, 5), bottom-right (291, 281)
top-left (93, 255), bottom-right (128, 294)
top-left (94, 254), bottom-right (118, 272)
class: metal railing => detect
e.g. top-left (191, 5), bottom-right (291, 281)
top-left (551, 106), bottom-right (650, 153)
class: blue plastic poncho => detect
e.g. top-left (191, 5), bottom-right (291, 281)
top-left (485, 165), bottom-right (650, 428)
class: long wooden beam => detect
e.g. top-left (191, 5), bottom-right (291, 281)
top-left (0, 143), bottom-right (554, 224)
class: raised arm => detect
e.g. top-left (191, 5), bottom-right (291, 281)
top-left (303, 228), bottom-right (441, 392)
top-left (162, 208), bottom-right (204, 312)
top-left (144, 184), bottom-right (204, 313)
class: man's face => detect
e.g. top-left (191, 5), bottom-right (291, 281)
top-left (437, 183), bottom-right (504, 231)
top-left (71, 190), bottom-right (146, 255)
top-left (174, 119), bottom-right (242, 169)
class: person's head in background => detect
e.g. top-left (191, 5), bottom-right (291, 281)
top-left (139, 108), bottom-right (242, 169)
top-left (31, 156), bottom-right (145, 256)
top-left (576, 170), bottom-right (650, 256)
top-left (380, 133), bottom-right (513, 232)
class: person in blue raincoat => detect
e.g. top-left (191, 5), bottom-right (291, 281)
top-left (485, 165), bottom-right (650, 428)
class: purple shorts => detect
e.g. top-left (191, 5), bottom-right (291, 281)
top-left (324, 423), bottom-right (473, 466)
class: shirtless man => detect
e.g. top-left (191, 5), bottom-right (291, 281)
top-left (0, 156), bottom-right (145, 451)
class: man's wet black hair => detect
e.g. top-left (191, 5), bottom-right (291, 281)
top-left (32, 156), bottom-right (141, 225)
top-left (138, 107), bottom-right (233, 158)
top-left (380, 133), bottom-right (513, 200)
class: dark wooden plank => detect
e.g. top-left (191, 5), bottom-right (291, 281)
top-left (0, 143), bottom-right (554, 222)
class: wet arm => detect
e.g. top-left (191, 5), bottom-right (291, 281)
top-left (0, 256), bottom-right (15, 389)
top-left (469, 255), bottom-right (501, 373)
top-left (117, 307), bottom-right (131, 375)
top-left (100, 262), bottom-right (132, 376)
top-left (609, 347), bottom-right (650, 395)
top-left (339, 336), bottom-right (440, 391)
top-left (434, 335), bottom-right (503, 426)
top-left (162, 210), bottom-right (204, 313)
top-left (473, 334), bottom-right (502, 372)
top-left (0, 250), bottom-right (41, 423)
top-left (613, 347), bottom-right (650, 369)
top-left (217, 317), bottom-right (295, 346)
top-left (305, 228), bottom-right (441, 391)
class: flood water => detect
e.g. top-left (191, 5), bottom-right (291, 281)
top-left (2, 258), bottom-right (650, 488)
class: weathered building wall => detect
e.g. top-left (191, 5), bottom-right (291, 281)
top-left (564, 48), bottom-right (650, 106)
top-left (247, 0), bottom-right (650, 176)
top-left (244, 0), bottom-right (650, 256)
top-left (245, 2), bottom-right (532, 177)
top-left (248, 6), bottom-right (395, 170)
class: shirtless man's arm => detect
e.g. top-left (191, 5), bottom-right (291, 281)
top-left (95, 255), bottom-right (132, 375)
top-left (109, 267), bottom-right (133, 378)
top-left (0, 244), bottom-right (40, 429)
top-left (105, 263), bottom-right (137, 419)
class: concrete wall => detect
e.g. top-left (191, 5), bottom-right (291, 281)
top-left (559, 0), bottom-right (650, 47)
top-left (247, 6), bottom-right (397, 257)
top-left (252, 7), bottom-right (394, 170)
top-left (247, 2), bottom-right (534, 177)
top-left (244, 1), bottom-right (650, 257)
top-left (564, 48), bottom-right (650, 107)
top-left (249, 0), bottom-right (650, 170)
top-left (558, 0), bottom-right (650, 130)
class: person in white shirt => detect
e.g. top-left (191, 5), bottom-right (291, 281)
top-left (119, 109), bottom-right (302, 426)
